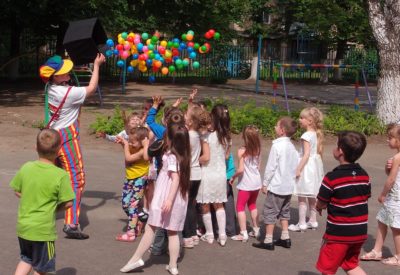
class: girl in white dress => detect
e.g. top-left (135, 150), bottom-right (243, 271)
top-left (120, 123), bottom-right (191, 275)
top-left (197, 104), bottom-right (231, 246)
top-left (361, 124), bottom-right (400, 266)
top-left (289, 107), bottom-right (324, 232)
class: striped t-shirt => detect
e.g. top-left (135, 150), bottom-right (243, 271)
top-left (317, 163), bottom-right (371, 243)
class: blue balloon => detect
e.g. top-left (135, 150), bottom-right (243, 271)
top-left (149, 75), bottom-right (156, 83)
top-left (127, 66), bottom-right (134, 73)
top-left (132, 53), bottom-right (139, 60)
top-left (146, 59), bottom-right (153, 67)
top-left (105, 50), bottom-right (113, 57)
top-left (159, 57), bottom-right (165, 64)
top-left (117, 60), bottom-right (125, 68)
top-left (173, 38), bottom-right (180, 43)
top-left (137, 43), bottom-right (144, 51)
top-left (180, 42), bottom-right (187, 49)
top-left (189, 52), bottom-right (197, 59)
top-left (106, 39), bottom-right (114, 47)
top-left (155, 54), bottom-right (161, 60)
top-left (113, 49), bottom-right (119, 55)
top-left (172, 56), bottom-right (179, 61)
top-left (187, 47), bottom-right (194, 53)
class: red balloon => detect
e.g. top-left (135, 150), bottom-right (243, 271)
top-left (127, 36), bottom-right (134, 43)
top-left (158, 47), bottom-right (166, 54)
top-left (116, 44), bottom-right (124, 51)
top-left (172, 49), bottom-right (180, 56)
top-left (187, 42), bottom-right (194, 48)
top-left (152, 66), bottom-right (159, 72)
top-left (208, 29), bottom-right (215, 36)
top-left (204, 42), bottom-right (211, 49)
top-left (165, 58), bottom-right (172, 63)
top-left (139, 54), bottom-right (146, 61)
top-left (204, 32), bottom-right (212, 39)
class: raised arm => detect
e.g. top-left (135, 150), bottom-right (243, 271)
top-left (85, 53), bottom-right (106, 97)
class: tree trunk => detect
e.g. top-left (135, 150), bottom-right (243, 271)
top-left (333, 39), bottom-right (347, 80)
top-left (368, 0), bottom-right (400, 124)
top-left (375, 47), bottom-right (400, 123)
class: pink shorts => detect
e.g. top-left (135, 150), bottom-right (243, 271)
top-left (236, 189), bottom-right (259, 212)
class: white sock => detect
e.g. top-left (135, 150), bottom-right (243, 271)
top-left (130, 224), bottom-right (155, 262)
top-left (264, 234), bottom-right (273, 244)
top-left (308, 198), bottom-right (317, 223)
top-left (202, 212), bottom-right (213, 236)
top-left (240, 230), bottom-right (248, 238)
top-left (281, 230), bottom-right (290, 240)
top-left (215, 208), bottom-right (226, 237)
top-left (168, 233), bottom-right (180, 269)
top-left (298, 202), bottom-right (307, 226)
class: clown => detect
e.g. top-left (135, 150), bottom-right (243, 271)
top-left (39, 53), bottom-right (105, 239)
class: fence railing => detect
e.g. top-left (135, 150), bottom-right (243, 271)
top-left (0, 34), bottom-right (379, 82)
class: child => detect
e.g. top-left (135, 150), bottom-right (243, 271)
top-left (360, 124), bottom-right (400, 266)
top-left (230, 125), bottom-right (262, 242)
top-left (98, 111), bottom-right (143, 142)
top-left (315, 131), bottom-right (370, 275)
top-left (289, 107), bottom-right (324, 232)
top-left (120, 123), bottom-right (191, 275)
top-left (182, 105), bottom-right (211, 248)
top-left (197, 104), bottom-right (231, 246)
top-left (10, 129), bottom-right (75, 275)
top-left (252, 117), bottom-right (298, 250)
top-left (115, 126), bottom-right (150, 242)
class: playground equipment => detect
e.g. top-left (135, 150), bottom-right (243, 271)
top-left (257, 62), bottom-right (373, 113)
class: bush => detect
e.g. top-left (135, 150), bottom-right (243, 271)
top-left (90, 102), bottom-right (385, 137)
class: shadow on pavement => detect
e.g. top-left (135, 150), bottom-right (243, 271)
top-left (363, 234), bottom-right (393, 258)
top-left (298, 271), bottom-right (319, 275)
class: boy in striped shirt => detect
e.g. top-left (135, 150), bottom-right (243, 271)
top-left (315, 131), bottom-right (370, 275)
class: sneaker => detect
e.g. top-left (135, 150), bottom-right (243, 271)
top-left (63, 225), bottom-right (89, 240)
top-left (183, 238), bottom-right (194, 248)
top-left (218, 235), bottom-right (227, 247)
top-left (166, 265), bottom-right (179, 275)
top-left (288, 223), bottom-right (307, 232)
top-left (120, 258), bottom-right (144, 273)
top-left (307, 221), bottom-right (318, 230)
top-left (200, 234), bottom-right (214, 244)
top-left (192, 235), bottom-right (200, 246)
top-left (138, 210), bottom-right (149, 223)
top-left (248, 227), bottom-right (260, 238)
top-left (231, 233), bottom-right (249, 242)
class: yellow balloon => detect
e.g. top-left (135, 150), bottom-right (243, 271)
top-left (118, 38), bottom-right (125, 45)
top-left (128, 32), bottom-right (135, 37)
top-left (165, 50), bottom-right (172, 58)
top-left (118, 33), bottom-right (122, 38)
top-left (146, 39), bottom-right (151, 45)
top-left (130, 60), bottom-right (138, 67)
top-left (160, 40), bottom-right (167, 47)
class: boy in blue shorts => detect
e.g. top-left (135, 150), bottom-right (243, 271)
top-left (10, 129), bottom-right (75, 275)
top-left (316, 131), bottom-right (370, 275)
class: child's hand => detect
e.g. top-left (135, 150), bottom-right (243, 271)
top-left (172, 97), bottom-right (183, 108)
top-left (161, 200), bottom-right (172, 213)
top-left (262, 186), bottom-right (268, 194)
top-left (295, 169), bottom-right (301, 179)
top-left (152, 96), bottom-right (163, 109)
top-left (189, 88), bottom-right (198, 103)
top-left (378, 193), bottom-right (386, 204)
top-left (228, 178), bottom-right (234, 185)
top-left (96, 132), bottom-right (106, 138)
top-left (316, 207), bottom-right (323, 216)
top-left (386, 158), bottom-right (393, 171)
top-left (141, 137), bottom-right (149, 147)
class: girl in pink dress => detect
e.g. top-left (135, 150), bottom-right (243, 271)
top-left (120, 123), bottom-right (191, 275)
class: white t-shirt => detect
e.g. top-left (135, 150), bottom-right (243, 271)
top-left (48, 85), bottom-right (86, 129)
top-left (189, 130), bottom-right (201, 181)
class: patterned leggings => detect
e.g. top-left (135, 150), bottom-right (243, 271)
top-left (122, 177), bottom-right (146, 233)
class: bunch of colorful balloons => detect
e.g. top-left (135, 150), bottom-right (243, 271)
top-left (104, 29), bottom-right (220, 81)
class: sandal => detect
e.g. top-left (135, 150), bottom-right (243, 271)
top-left (360, 249), bottom-right (382, 261)
top-left (231, 233), bottom-right (249, 242)
top-left (116, 232), bottom-right (136, 242)
top-left (381, 255), bottom-right (400, 266)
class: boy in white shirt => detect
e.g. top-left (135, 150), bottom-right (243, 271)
top-left (253, 117), bottom-right (298, 251)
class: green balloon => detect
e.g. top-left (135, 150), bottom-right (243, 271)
top-left (177, 64), bottom-right (183, 70)
top-left (182, 59), bottom-right (189, 67)
top-left (173, 42), bottom-right (180, 48)
top-left (192, 61), bottom-right (200, 69)
top-left (149, 53), bottom-right (155, 59)
top-left (141, 33), bottom-right (149, 40)
top-left (167, 41), bottom-right (173, 48)
top-left (151, 36), bottom-right (158, 43)
top-left (187, 30), bottom-right (194, 36)
top-left (169, 65), bottom-right (176, 72)
top-left (148, 44), bottom-right (154, 50)
top-left (201, 45), bottom-right (207, 51)
top-left (175, 59), bottom-right (183, 66)
top-left (214, 32), bottom-right (221, 40)
top-left (181, 34), bottom-right (187, 41)
top-left (193, 43), bottom-right (200, 50)
top-left (121, 32), bottom-right (128, 39)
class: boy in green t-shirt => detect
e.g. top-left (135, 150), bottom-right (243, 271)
top-left (10, 129), bottom-right (75, 275)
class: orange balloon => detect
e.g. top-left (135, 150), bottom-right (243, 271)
top-left (186, 34), bottom-right (193, 41)
top-left (154, 60), bottom-right (162, 68)
top-left (161, 67), bottom-right (169, 75)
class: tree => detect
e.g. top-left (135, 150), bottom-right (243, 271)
top-left (368, 0), bottom-right (400, 124)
